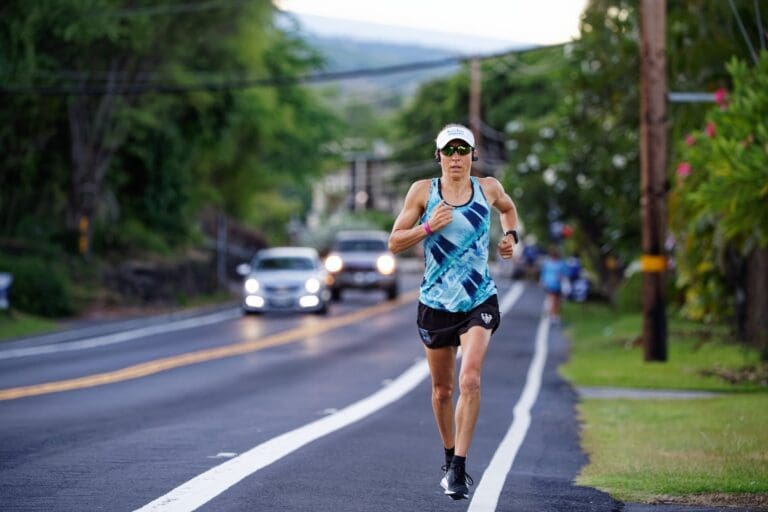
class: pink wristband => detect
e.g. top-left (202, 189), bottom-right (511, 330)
top-left (423, 222), bottom-right (433, 235)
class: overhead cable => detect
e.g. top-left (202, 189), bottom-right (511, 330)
top-left (756, 0), bottom-right (766, 51)
top-left (1, 56), bottom-right (459, 96)
top-left (91, 0), bottom-right (251, 18)
top-left (728, 0), bottom-right (759, 64)
top-left (0, 45), bottom-right (551, 97)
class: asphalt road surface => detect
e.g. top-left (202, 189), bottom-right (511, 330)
top-left (0, 272), bottom-right (744, 511)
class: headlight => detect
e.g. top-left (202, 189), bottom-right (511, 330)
top-left (299, 295), bottom-right (320, 308)
top-left (244, 278), bottom-right (260, 294)
top-left (376, 254), bottom-right (396, 275)
top-left (305, 277), bottom-right (321, 293)
top-left (325, 254), bottom-right (343, 273)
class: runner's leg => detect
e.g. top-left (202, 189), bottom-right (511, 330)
top-left (424, 345), bottom-right (458, 450)
top-left (454, 326), bottom-right (492, 456)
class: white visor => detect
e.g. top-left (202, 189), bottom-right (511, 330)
top-left (435, 125), bottom-right (475, 149)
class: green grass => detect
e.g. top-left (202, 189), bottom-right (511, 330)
top-left (560, 301), bottom-right (768, 506)
top-left (577, 395), bottom-right (768, 502)
top-left (0, 310), bottom-right (59, 341)
top-left (560, 302), bottom-right (763, 392)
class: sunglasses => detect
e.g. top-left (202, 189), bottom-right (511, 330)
top-left (440, 144), bottom-right (472, 157)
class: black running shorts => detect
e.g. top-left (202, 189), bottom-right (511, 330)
top-left (417, 295), bottom-right (500, 349)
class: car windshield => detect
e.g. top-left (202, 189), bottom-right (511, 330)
top-left (255, 257), bottom-right (315, 271)
top-left (335, 240), bottom-right (387, 252)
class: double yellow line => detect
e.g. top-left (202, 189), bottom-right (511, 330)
top-left (0, 290), bottom-right (418, 401)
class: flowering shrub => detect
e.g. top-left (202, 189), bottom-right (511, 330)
top-left (670, 52), bottom-right (768, 322)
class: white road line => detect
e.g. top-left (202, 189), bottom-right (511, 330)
top-left (2, 283), bottom-right (525, 362)
top-left (468, 302), bottom-right (550, 512)
top-left (134, 359), bottom-right (430, 512)
top-left (134, 283), bottom-right (525, 512)
top-left (0, 310), bottom-right (242, 360)
top-left (499, 282), bottom-right (524, 316)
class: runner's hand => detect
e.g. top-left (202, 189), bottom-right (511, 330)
top-left (497, 233), bottom-right (515, 259)
top-left (427, 201), bottom-right (453, 232)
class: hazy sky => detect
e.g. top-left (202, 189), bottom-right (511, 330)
top-left (275, 0), bottom-right (589, 47)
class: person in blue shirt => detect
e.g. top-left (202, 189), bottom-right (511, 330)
top-left (565, 252), bottom-right (589, 302)
top-left (539, 245), bottom-right (568, 322)
top-left (388, 124), bottom-right (518, 501)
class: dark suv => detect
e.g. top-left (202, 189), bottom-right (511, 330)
top-left (324, 230), bottom-right (399, 301)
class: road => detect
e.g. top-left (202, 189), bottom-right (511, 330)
top-left (0, 271), bottom-right (727, 511)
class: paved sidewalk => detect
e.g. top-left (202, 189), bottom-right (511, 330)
top-left (625, 504), bottom-right (759, 512)
top-left (577, 387), bottom-right (724, 400)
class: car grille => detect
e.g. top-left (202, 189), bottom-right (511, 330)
top-left (264, 284), bottom-right (301, 293)
top-left (341, 263), bottom-right (376, 272)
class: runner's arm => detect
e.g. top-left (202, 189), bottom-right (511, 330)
top-left (389, 181), bottom-right (430, 254)
top-left (482, 177), bottom-right (518, 234)
top-left (483, 177), bottom-right (519, 259)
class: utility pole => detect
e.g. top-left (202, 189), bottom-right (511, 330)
top-left (217, 211), bottom-right (227, 291)
top-left (639, 0), bottom-right (668, 361)
top-left (469, 57), bottom-right (482, 174)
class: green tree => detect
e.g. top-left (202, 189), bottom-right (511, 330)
top-left (520, 0), bottom-right (642, 298)
top-left (392, 46), bottom-right (567, 205)
top-left (390, 0), bottom-right (766, 303)
top-left (671, 52), bottom-right (768, 357)
top-left (501, 0), bottom-right (767, 298)
top-left (391, 70), bottom-right (470, 191)
top-left (0, 0), bottom-right (342, 256)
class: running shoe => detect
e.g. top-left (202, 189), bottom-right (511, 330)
top-left (440, 463), bottom-right (450, 491)
top-left (443, 464), bottom-right (473, 500)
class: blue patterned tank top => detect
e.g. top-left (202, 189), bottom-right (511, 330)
top-left (419, 177), bottom-right (497, 312)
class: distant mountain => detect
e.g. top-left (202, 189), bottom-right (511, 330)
top-left (304, 34), bottom-right (460, 99)
top-left (276, 11), bottom-right (534, 104)
top-left (308, 35), bottom-right (457, 73)
top-left (287, 12), bottom-right (529, 54)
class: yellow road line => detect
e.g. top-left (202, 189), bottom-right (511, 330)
top-left (0, 290), bottom-right (419, 401)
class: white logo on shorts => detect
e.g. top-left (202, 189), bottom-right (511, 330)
top-left (481, 313), bottom-right (493, 325)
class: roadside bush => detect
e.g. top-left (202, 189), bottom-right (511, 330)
top-left (671, 54), bottom-right (768, 320)
top-left (616, 272), bottom-right (643, 313)
top-left (616, 271), bottom-right (681, 313)
top-left (0, 254), bottom-right (75, 316)
top-left (92, 218), bottom-right (171, 258)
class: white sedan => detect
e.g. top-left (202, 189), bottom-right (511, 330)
top-left (238, 247), bottom-right (331, 315)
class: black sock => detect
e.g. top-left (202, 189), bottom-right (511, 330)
top-left (444, 446), bottom-right (454, 466)
top-left (451, 455), bottom-right (466, 468)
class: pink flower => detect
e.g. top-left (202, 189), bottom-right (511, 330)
top-left (705, 122), bottom-right (716, 138)
top-left (714, 88), bottom-right (728, 109)
top-left (676, 162), bottom-right (691, 178)
top-left (684, 133), bottom-right (696, 146)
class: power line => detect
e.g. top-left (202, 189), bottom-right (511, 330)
top-left (0, 56), bottom-right (460, 96)
top-left (754, 0), bottom-right (766, 51)
top-left (0, 45), bottom-right (554, 97)
top-left (729, 0), bottom-right (759, 64)
top-left (90, 0), bottom-right (251, 18)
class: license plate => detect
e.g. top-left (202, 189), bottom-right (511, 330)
top-left (353, 272), bottom-right (376, 283)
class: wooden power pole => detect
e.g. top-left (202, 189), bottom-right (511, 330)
top-left (639, 0), bottom-right (668, 361)
top-left (469, 57), bottom-right (482, 173)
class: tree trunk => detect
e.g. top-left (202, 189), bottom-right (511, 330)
top-left (66, 60), bottom-right (132, 254)
top-left (745, 247), bottom-right (768, 360)
top-left (579, 221), bottom-right (623, 302)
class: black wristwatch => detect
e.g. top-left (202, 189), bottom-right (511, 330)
top-left (504, 229), bottom-right (519, 244)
